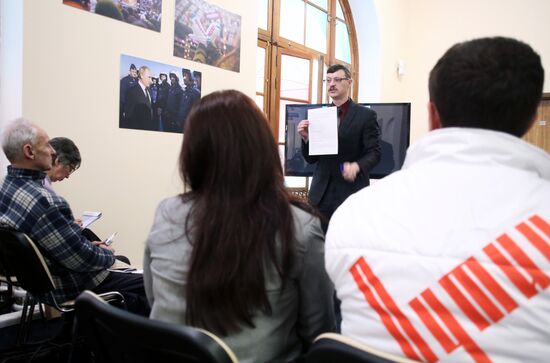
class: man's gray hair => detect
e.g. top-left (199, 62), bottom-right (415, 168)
top-left (138, 65), bottom-right (150, 80)
top-left (1, 118), bottom-right (38, 162)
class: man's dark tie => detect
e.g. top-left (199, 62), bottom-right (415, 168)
top-left (145, 88), bottom-right (151, 105)
top-left (337, 107), bottom-right (343, 128)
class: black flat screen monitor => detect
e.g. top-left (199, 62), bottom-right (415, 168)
top-left (284, 103), bottom-right (411, 179)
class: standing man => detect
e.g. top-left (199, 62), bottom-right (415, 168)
top-left (156, 73), bottom-right (169, 131)
top-left (149, 77), bottom-right (159, 127)
top-left (119, 63), bottom-right (137, 122)
top-left (123, 65), bottom-right (153, 131)
top-left (298, 64), bottom-right (381, 231)
top-left (178, 69), bottom-right (201, 131)
top-left (325, 37), bottom-right (550, 362)
top-left (163, 72), bottom-right (183, 133)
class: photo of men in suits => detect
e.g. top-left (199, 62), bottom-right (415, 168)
top-left (119, 54), bottom-right (202, 134)
top-left (123, 66), bottom-right (153, 131)
top-left (298, 64), bottom-right (381, 232)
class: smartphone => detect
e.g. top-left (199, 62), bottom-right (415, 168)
top-left (104, 232), bottom-right (117, 246)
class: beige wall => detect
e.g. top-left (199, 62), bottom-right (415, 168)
top-left (19, 0), bottom-right (256, 266)
top-left (352, 0), bottom-right (550, 142)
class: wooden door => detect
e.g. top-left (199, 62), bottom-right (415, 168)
top-left (523, 95), bottom-right (550, 154)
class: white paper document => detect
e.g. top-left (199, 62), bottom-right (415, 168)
top-left (109, 259), bottom-right (142, 274)
top-left (307, 106), bottom-right (338, 155)
top-left (81, 211), bottom-right (102, 229)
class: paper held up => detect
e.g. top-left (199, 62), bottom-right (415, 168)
top-left (81, 211), bottom-right (102, 229)
top-left (307, 106), bottom-right (338, 155)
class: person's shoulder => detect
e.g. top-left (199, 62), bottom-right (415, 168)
top-left (290, 203), bottom-right (318, 224)
top-left (157, 194), bottom-right (190, 214)
top-left (24, 181), bottom-right (65, 207)
top-left (148, 195), bottom-right (192, 248)
top-left (353, 102), bottom-right (377, 118)
top-left (121, 75), bottom-right (133, 83)
top-left (290, 204), bottom-right (323, 248)
top-left (127, 83), bottom-right (142, 95)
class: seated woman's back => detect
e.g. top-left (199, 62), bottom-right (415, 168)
top-left (143, 90), bottom-right (335, 363)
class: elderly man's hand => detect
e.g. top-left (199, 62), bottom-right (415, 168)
top-left (91, 240), bottom-right (115, 253)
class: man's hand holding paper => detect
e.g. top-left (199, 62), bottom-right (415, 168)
top-left (306, 106), bottom-right (338, 155)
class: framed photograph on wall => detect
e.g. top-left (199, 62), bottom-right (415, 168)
top-left (120, 54), bottom-right (202, 134)
top-left (63, 0), bottom-right (162, 32)
top-left (173, 0), bottom-right (241, 72)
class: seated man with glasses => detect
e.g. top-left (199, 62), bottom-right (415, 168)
top-left (45, 136), bottom-right (131, 265)
top-left (297, 64), bottom-right (381, 233)
top-left (43, 137), bottom-right (80, 193)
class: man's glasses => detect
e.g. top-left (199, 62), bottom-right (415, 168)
top-left (323, 77), bottom-right (350, 84)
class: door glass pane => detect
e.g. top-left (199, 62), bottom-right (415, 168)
top-left (257, 0), bottom-right (269, 30)
top-left (256, 47), bottom-right (266, 93)
top-left (336, 0), bottom-right (345, 19)
top-left (279, 99), bottom-right (292, 143)
top-left (255, 95), bottom-right (264, 111)
top-left (311, 58), bottom-right (319, 103)
top-left (280, 0), bottom-right (305, 45)
top-left (308, 0), bottom-right (327, 10)
top-left (335, 20), bottom-right (351, 63)
top-left (322, 63), bottom-right (328, 104)
top-left (281, 55), bottom-right (310, 100)
top-left (305, 4), bottom-right (327, 53)
top-left (285, 176), bottom-right (308, 188)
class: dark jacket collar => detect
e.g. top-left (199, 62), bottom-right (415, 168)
top-left (7, 166), bottom-right (47, 180)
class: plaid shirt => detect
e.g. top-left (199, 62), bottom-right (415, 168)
top-left (0, 166), bottom-right (114, 304)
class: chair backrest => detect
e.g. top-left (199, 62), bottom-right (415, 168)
top-left (74, 290), bottom-right (239, 363)
top-left (306, 333), bottom-right (418, 363)
top-left (0, 228), bottom-right (55, 296)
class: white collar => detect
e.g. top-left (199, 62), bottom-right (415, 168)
top-left (404, 128), bottom-right (550, 181)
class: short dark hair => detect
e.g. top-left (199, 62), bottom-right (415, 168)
top-left (49, 137), bottom-right (81, 169)
top-left (327, 64), bottom-right (351, 79)
top-left (429, 37), bottom-right (544, 137)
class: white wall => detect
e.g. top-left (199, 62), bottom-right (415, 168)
top-left (350, 0), bottom-right (550, 142)
top-left (0, 0), bottom-right (23, 172)
top-left (348, 0), bottom-right (409, 104)
top-left (19, 0), bottom-right (256, 266)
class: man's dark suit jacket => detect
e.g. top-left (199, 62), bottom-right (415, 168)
top-left (122, 84), bottom-right (153, 131)
top-left (301, 100), bottom-right (381, 215)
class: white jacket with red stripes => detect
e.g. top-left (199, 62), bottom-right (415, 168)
top-left (326, 127), bottom-right (550, 363)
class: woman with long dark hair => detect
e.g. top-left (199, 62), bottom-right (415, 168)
top-left (143, 90), bottom-right (334, 362)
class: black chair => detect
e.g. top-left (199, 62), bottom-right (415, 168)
top-left (0, 227), bottom-right (124, 345)
top-left (73, 290), bottom-right (238, 363)
top-left (306, 333), bottom-right (418, 363)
